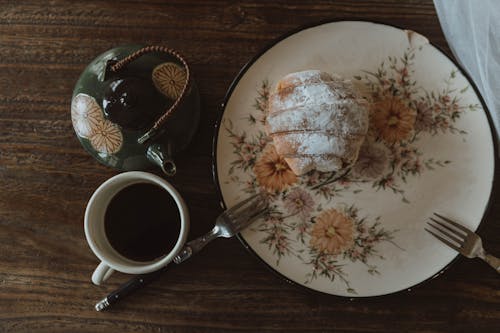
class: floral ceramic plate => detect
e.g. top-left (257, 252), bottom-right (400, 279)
top-left (214, 21), bottom-right (496, 297)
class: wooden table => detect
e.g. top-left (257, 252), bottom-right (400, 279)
top-left (1, 1), bottom-right (498, 332)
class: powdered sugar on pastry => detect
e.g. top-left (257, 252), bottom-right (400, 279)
top-left (266, 70), bottom-right (369, 175)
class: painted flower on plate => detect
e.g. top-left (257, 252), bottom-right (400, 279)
top-left (371, 94), bottom-right (416, 143)
top-left (415, 101), bottom-right (434, 132)
top-left (89, 120), bottom-right (123, 154)
top-left (351, 139), bottom-right (391, 180)
top-left (254, 145), bottom-right (297, 192)
top-left (310, 209), bottom-right (354, 255)
top-left (71, 93), bottom-right (104, 138)
top-left (283, 188), bottom-right (314, 219)
top-left (241, 143), bottom-right (254, 162)
top-left (152, 62), bottom-right (187, 100)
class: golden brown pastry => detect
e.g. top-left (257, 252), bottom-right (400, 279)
top-left (266, 70), bottom-right (369, 175)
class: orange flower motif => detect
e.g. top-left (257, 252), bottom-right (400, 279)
top-left (89, 120), bottom-right (123, 154)
top-left (254, 145), bottom-right (297, 192)
top-left (371, 94), bottom-right (416, 143)
top-left (310, 209), bottom-right (354, 255)
top-left (152, 62), bottom-right (187, 100)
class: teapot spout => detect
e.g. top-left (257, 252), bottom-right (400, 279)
top-left (146, 143), bottom-right (176, 176)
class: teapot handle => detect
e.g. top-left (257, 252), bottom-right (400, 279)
top-left (108, 45), bottom-right (192, 144)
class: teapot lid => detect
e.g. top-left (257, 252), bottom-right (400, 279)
top-left (104, 46), bottom-right (192, 144)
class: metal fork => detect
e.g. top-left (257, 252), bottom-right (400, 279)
top-left (95, 193), bottom-right (268, 311)
top-left (173, 192), bottom-right (268, 263)
top-left (426, 213), bottom-right (500, 273)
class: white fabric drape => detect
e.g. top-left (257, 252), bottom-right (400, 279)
top-left (434, 0), bottom-right (500, 142)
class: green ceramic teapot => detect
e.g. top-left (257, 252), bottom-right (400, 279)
top-left (71, 45), bottom-right (200, 176)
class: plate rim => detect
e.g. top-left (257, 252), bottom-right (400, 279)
top-left (211, 19), bottom-right (499, 298)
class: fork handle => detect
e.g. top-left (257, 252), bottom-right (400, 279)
top-left (483, 253), bottom-right (500, 273)
top-left (173, 227), bottom-right (219, 264)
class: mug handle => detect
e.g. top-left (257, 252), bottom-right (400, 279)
top-left (92, 262), bottom-right (115, 285)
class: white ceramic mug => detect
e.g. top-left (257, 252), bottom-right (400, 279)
top-left (84, 171), bottom-right (189, 285)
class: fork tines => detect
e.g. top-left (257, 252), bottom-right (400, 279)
top-left (227, 193), bottom-right (268, 218)
top-left (228, 193), bottom-right (264, 211)
top-left (425, 213), bottom-right (469, 251)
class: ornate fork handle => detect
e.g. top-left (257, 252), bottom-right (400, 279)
top-left (173, 227), bottom-right (220, 264)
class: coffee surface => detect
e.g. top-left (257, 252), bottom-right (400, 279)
top-left (104, 183), bottom-right (181, 262)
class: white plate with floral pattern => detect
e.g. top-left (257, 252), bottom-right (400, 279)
top-left (213, 21), bottom-right (496, 297)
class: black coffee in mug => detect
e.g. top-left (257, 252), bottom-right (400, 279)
top-left (104, 183), bottom-right (181, 262)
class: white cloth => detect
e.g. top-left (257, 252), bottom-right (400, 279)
top-left (434, 0), bottom-right (500, 142)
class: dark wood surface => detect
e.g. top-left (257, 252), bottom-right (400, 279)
top-left (0, 1), bottom-right (498, 332)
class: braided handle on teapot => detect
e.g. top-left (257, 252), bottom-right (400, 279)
top-left (109, 45), bottom-right (191, 143)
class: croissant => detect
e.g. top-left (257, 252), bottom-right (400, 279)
top-left (265, 70), bottom-right (369, 175)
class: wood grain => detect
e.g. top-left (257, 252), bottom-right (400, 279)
top-left (0, 1), bottom-right (498, 332)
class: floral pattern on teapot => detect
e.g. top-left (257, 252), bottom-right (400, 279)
top-left (71, 93), bottom-right (123, 154)
top-left (152, 62), bottom-right (187, 100)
